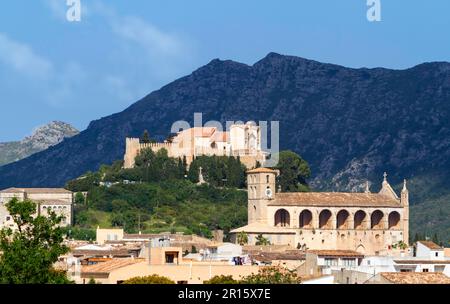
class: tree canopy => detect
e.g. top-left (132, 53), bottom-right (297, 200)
top-left (123, 274), bottom-right (175, 284)
top-left (0, 198), bottom-right (71, 284)
top-left (275, 150), bottom-right (311, 192)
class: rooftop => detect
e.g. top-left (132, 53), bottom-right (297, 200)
top-left (250, 251), bottom-right (306, 262)
top-left (307, 250), bottom-right (364, 258)
top-left (246, 167), bottom-right (277, 174)
top-left (379, 272), bottom-right (450, 284)
top-left (268, 192), bottom-right (401, 208)
top-left (418, 241), bottom-right (443, 250)
top-left (210, 131), bottom-right (228, 142)
top-left (82, 258), bottom-right (145, 275)
top-left (394, 260), bottom-right (450, 265)
top-left (0, 188), bottom-right (72, 194)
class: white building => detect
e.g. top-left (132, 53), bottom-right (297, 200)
top-left (416, 240), bottom-right (445, 259)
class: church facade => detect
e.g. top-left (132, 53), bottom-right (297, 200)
top-left (231, 168), bottom-right (409, 255)
top-left (124, 123), bottom-right (268, 169)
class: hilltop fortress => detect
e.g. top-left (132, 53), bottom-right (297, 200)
top-left (124, 123), bottom-right (268, 169)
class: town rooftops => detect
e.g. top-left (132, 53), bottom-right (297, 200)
top-left (417, 241), bottom-right (443, 250)
top-left (306, 250), bottom-right (364, 258)
top-left (0, 188), bottom-right (72, 194)
top-left (379, 272), bottom-right (450, 284)
top-left (268, 192), bottom-right (401, 208)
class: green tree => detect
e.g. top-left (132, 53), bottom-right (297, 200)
top-left (204, 275), bottom-right (238, 284)
top-left (141, 130), bottom-right (151, 144)
top-left (0, 198), bottom-right (72, 284)
top-left (237, 232), bottom-right (248, 246)
top-left (275, 150), bottom-right (311, 192)
top-left (241, 267), bottom-right (301, 284)
top-left (74, 192), bottom-right (85, 205)
top-left (432, 233), bottom-right (440, 245)
top-left (255, 234), bottom-right (270, 246)
top-left (123, 275), bottom-right (175, 284)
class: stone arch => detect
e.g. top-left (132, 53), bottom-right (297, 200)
top-left (388, 211), bottom-right (401, 229)
top-left (336, 210), bottom-right (350, 229)
top-left (299, 210), bottom-right (313, 228)
top-left (371, 210), bottom-right (384, 229)
top-left (319, 209), bottom-right (333, 229)
top-left (274, 209), bottom-right (290, 227)
top-left (354, 210), bottom-right (367, 230)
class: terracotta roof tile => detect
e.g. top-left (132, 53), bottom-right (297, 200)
top-left (268, 192), bottom-right (401, 208)
top-left (0, 188), bottom-right (72, 194)
top-left (418, 241), bottom-right (443, 250)
top-left (250, 251), bottom-right (306, 262)
top-left (210, 131), bottom-right (228, 142)
top-left (82, 258), bottom-right (145, 275)
top-left (306, 250), bottom-right (364, 257)
top-left (246, 168), bottom-right (278, 174)
top-left (380, 272), bottom-right (450, 284)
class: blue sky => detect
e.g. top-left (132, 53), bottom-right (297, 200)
top-left (0, 0), bottom-right (449, 141)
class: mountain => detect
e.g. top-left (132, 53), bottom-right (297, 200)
top-left (0, 121), bottom-right (79, 166)
top-left (0, 53), bottom-right (449, 241)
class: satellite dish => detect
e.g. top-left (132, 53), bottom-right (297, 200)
top-left (265, 188), bottom-right (273, 198)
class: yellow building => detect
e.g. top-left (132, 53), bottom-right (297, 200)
top-left (123, 123), bottom-right (267, 169)
top-left (231, 169), bottom-right (409, 255)
top-left (76, 245), bottom-right (261, 284)
top-left (0, 188), bottom-right (73, 228)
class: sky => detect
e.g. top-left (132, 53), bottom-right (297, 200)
top-left (0, 0), bottom-right (449, 142)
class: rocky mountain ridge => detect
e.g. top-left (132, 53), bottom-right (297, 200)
top-left (0, 121), bottom-right (79, 166)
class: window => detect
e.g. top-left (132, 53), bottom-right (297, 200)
top-left (266, 175), bottom-right (269, 183)
top-left (423, 268), bottom-right (429, 272)
top-left (435, 252), bottom-right (439, 257)
top-left (325, 258), bottom-right (338, 266)
top-left (342, 258), bottom-right (356, 267)
top-left (165, 253), bottom-right (175, 264)
top-left (6, 216), bottom-right (11, 221)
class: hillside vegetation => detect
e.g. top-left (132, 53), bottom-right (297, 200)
top-left (65, 149), bottom-right (310, 239)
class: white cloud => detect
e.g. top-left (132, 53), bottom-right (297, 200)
top-left (0, 33), bottom-right (53, 79)
top-left (112, 16), bottom-right (184, 58)
top-left (44, 0), bottom-right (67, 20)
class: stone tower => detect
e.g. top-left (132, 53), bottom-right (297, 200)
top-left (124, 138), bottom-right (141, 168)
top-left (401, 179), bottom-right (410, 245)
top-left (246, 168), bottom-right (277, 225)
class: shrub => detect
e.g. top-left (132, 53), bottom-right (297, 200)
top-left (123, 275), bottom-right (175, 284)
top-left (204, 275), bottom-right (238, 284)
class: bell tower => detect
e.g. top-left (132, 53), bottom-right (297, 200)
top-left (247, 168), bottom-right (277, 225)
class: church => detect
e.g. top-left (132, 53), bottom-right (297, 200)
top-left (230, 168), bottom-right (409, 255)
